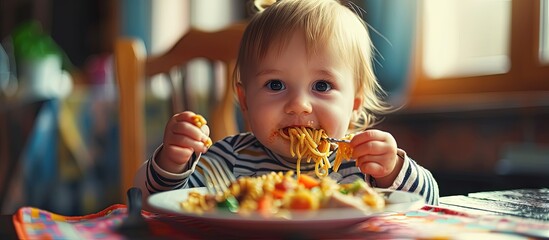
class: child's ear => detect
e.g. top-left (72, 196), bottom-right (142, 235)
top-left (236, 82), bottom-right (248, 112)
top-left (353, 97), bottom-right (362, 111)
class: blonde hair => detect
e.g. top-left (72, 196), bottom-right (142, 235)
top-left (235, 0), bottom-right (393, 132)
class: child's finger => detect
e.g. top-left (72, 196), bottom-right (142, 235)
top-left (165, 134), bottom-right (209, 153)
top-left (172, 111), bottom-right (197, 122)
top-left (161, 144), bottom-right (195, 165)
top-left (169, 112), bottom-right (212, 148)
top-left (200, 124), bottom-right (210, 136)
top-left (169, 121), bottom-right (202, 135)
top-left (357, 161), bottom-right (387, 178)
top-left (356, 154), bottom-right (397, 176)
top-left (351, 141), bottom-right (388, 159)
top-left (351, 129), bottom-right (383, 145)
top-left (200, 124), bottom-right (211, 147)
top-left (351, 130), bottom-right (396, 149)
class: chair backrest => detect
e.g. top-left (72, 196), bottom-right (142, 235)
top-left (114, 22), bottom-right (246, 201)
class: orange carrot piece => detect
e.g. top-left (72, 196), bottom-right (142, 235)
top-left (298, 174), bottom-right (320, 189)
top-left (271, 189), bottom-right (286, 199)
top-left (257, 194), bottom-right (273, 214)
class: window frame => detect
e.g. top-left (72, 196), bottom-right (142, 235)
top-left (406, 0), bottom-right (549, 111)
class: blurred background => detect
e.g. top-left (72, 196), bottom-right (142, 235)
top-left (1, 0), bottom-right (548, 216)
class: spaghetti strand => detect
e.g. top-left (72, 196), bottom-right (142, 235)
top-left (280, 127), bottom-right (354, 178)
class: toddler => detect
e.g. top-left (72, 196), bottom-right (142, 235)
top-left (134, 0), bottom-right (439, 206)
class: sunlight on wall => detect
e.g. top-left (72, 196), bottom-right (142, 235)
top-left (149, 0), bottom-right (189, 100)
top-left (191, 0), bottom-right (242, 31)
top-left (541, 0), bottom-right (549, 64)
top-left (187, 0), bottom-right (243, 103)
top-left (422, 0), bottom-right (511, 79)
top-left (148, 0), bottom-right (243, 101)
top-left (150, 0), bottom-right (190, 55)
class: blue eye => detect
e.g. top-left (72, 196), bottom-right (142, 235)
top-left (266, 80), bottom-right (285, 91)
top-left (312, 80), bottom-right (332, 92)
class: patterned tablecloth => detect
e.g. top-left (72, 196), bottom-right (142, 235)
top-left (13, 204), bottom-right (549, 239)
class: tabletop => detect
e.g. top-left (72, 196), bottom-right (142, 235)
top-left (439, 188), bottom-right (549, 221)
top-left (2, 188), bottom-right (548, 239)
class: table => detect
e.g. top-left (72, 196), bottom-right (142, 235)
top-left (2, 188), bottom-right (548, 239)
top-left (439, 188), bottom-right (549, 221)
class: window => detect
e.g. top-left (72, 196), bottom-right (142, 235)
top-left (407, 0), bottom-right (549, 111)
top-left (422, 0), bottom-right (512, 79)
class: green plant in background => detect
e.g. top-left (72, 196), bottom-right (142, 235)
top-left (10, 20), bottom-right (75, 99)
top-left (12, 21), bottom-right (74, 72)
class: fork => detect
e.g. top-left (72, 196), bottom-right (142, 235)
top-left (323, 137), bottom-right (351, 143)
top-left (197, 159), bottom-right (236, 195)
top-left (117, 188), bottom-right (151, 238)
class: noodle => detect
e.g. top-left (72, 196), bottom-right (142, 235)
top-left (333, 141), bottom-right (353, 172)
top-left (280, 127), bottom-right (354, 178)
top-left (280, 127), bottom-right (330, 178)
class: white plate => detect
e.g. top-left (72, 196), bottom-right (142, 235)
top-left (148, 187), bottom-right (425, 232)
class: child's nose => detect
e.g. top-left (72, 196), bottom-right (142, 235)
top-left (284, 93), bottom-right (312, 115)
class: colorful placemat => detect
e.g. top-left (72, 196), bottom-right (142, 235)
top-left (13, 204), bottom-right (209, 240)
top-left (13, 204), bottom-right (549, 239)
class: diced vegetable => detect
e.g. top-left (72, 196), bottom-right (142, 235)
top-left (275, 178), bottom-right (294, 191)
top-left (297, 174), bottom-right (320, 189)
top-left (257, 194), bottom-right (273, 214)
top-left (340, 179), bottom-right (363, 194)
top-left (272, 189), bottom-right (286, 199)
top-left (289, 190), bottom-right (318, 210)
top-left (217, 195), bottom-right (239, 212)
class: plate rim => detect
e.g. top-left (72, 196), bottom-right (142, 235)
top-left (147, 187), bottom-right (425, 223)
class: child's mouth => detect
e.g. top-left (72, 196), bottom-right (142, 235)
top-left (279, 127), bottom-right (291, 139)
top-left (279, 126), bottom-right (317, 139)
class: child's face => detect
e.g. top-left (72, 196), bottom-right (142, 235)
top-left (237, 31), bottom-right (361, 159)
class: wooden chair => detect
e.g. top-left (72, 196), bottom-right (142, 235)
top-left (114, 22), bottom-right (246, 201)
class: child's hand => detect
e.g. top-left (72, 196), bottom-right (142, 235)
top-left (157, 111), bottom-right (212, 173)
top-left (350, 129), bottom-right (403, 188)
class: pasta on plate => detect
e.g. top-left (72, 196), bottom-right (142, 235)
top-left (180, 171), bottom-right (385, 218)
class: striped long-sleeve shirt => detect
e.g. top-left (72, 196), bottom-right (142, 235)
top-left (134, 132), bottom-right (439, 205)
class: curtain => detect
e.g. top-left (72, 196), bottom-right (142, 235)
top-left (362, 0), bottom-right (418, 106)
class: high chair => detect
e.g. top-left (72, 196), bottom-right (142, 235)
top-left (114, 22), bottom-right (246, 201)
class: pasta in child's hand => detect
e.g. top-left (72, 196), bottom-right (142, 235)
top-left (191, 114), bottom-right (212, 148)
top-left (179, 171), bottom-right (385, 218)
top-left (333, 134), bottom-right (354, 172)
top-left (191, 114), bottom-right (207, 128)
